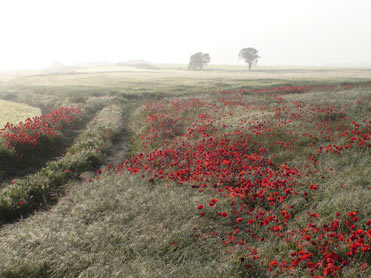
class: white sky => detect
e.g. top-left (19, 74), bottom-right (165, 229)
top-left (0, 0), bottom-right (371, 70)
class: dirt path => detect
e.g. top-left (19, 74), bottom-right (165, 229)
top-left (103, 128), bottom-right (130, 166)
top-left (102, 103), bottom-right (137, 167)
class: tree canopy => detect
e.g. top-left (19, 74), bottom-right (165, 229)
top-left (188, 52), bottom-right (210, 70)
top-left (239, 48), bottom-right (260, 71)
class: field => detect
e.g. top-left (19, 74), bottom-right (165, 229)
top-left (0, 65), bottom-right (370, 277)
top-left (0, 99), bottom-right (41, 128)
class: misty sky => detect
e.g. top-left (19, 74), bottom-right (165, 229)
top-left (1, 0), bottom-right (371, 70)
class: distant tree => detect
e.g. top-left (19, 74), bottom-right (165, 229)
top-left (239, 48), bottom-right (260, 71)
top-left (188, 52), bottom-right (210, 70)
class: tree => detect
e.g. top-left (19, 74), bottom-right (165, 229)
top-left (188, 52), bottom-right (210, 70)
top-left (239, 48), bottom-right (260, 71)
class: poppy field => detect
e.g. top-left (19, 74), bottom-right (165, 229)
top-left (1, 106), bottom-right (81, 156)
top-left (0, 67), bottom-right (370, 277)
top-left (123, 82), bottom-right (370, 277)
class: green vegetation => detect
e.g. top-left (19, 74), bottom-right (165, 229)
top-left (0, 99), bottom-right (41, 128)
top-left (0, 101), bottom-right (125, 224)
top-left (0, 66), bottom-right (370, 277)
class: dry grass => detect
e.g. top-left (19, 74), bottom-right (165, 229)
top-left (0, 172), bottom-right (242, 278)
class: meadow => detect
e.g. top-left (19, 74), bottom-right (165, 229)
top-left (0, 65), bottom-right (370, 277)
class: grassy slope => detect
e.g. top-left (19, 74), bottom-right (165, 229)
top-left (0, 66), bottom-right (370, 277)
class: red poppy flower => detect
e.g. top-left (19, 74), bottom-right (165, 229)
top-left (197, 205), bottom-right (204, 210)
top-left (270, 261), bottom-right (278, 267)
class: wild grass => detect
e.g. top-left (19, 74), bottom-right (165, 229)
top-left (0, 66), bottom-right (370, 277)
top-left (0, 94), bottom-right (122, 178)
top-left (0, 171), bottom-right (246, 278)
top-left (0, 103), bottom-right (125, 224)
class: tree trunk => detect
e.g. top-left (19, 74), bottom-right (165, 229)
top-left (248, 63), bottom-right (252, 71)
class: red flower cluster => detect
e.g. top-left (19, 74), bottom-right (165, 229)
top-left (1, 107), bottom-right (81, 155)
top-left (269, 211), bottom-right (370, 276)
top-left (123, 85), bottom-right (370, 276)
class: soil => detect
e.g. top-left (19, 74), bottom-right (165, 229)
top-left (103, 128), bottom-right (130, 166)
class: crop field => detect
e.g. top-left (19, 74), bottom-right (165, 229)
top-left (0, 66), bottom-right (370, 278)
top-left (0, 99), bottom-right (41, 128)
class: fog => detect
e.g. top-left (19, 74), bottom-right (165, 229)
top-left (1, 0), bottom-right (371, 70)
